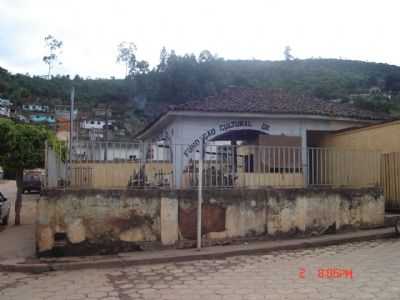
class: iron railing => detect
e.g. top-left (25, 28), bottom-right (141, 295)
top-left (44, 141), bottom-right (382, 190)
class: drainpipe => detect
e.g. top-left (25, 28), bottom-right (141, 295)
top-left (197, 138), bottom-right (204, 250)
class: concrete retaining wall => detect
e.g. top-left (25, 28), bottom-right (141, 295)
top-left (37, 188), bottom-right (384, 255)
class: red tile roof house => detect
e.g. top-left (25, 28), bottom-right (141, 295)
top-left (38, 87), bottom-right (390, 256)
top-left (136, 87), bottom-right (388, 188)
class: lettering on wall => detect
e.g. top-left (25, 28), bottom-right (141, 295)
top-left (219, 120), bottom-right (252, 132)
top-left (183, 120), bottom-right (270, 157)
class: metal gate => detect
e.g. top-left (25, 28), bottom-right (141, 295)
top-left (382, 152), bottom-right (400, 211)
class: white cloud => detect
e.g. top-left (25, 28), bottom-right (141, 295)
top-left (0, 0), bottom-right (399, 78)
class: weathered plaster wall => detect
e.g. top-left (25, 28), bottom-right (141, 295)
top-left (178, 188), bottom-right (384, 240)
top-left (37, 190), bottom-right (164, 254)
top-left (265, 189), bottom-right (384, 236)
top-left (37, 188), bottom-right (384, 255)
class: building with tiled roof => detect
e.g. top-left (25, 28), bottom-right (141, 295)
top-left (135, 87), bottom-right (389, 186)
top-left (170, 87), bottom-right (387, 120)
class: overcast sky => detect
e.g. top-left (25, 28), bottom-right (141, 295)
top-left (0, 0), bottom-right (399, 78)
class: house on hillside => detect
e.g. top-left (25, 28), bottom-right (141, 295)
top-left (0, 106), bottom-right (10, 118)
top-left (55, 105), bottom-right (78, 118)
top-left (0, 97), bottom-right (12, 118)
top-left (30, 114), bottom-right (55, 124)
top-left (23, 104), bottom-right (49, 113)
top-left (81, 119), bottom-right (113, 130)
top-left (93, 106), bottom-right (112, 118)
top-left (0, 98), bottom-right (12, 107)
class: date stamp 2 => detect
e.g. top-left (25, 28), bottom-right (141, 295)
top-left (299, 267), bottom-right (353, 279)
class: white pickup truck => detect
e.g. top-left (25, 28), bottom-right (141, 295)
top-left (0, 192), bottom-right (10, 225)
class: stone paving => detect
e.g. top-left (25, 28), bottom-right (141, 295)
top-left (1, 238), bottom-right (400, 299)
top-left (0, 180), bottom-right (38, 260)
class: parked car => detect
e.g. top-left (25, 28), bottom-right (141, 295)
top-left (22, 173), bottom-right (42, 193)
top-left (0, 167), bottom-right (3, 180)
top-left (0, 192), bottom-right (10, 225)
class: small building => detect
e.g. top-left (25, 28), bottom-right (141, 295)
top-left (23, 104), bottom-right (49, 113)
top-left (15, 114), bottom-right (29, 123)
top-left (56, 116), bottom-right (70, 132)
top-left (30, 114), bottom-right (55, 124)
top-left (81, 119), bottom-right (113, 130)
top-left (0, 98), bottom-right (12, 106)
top-left (73, 140), bottom-right (140, 161)
top-left (94, 107), bottom-right (112, 118)
top-left (136, 87), bottom-right (388, 187)
top-left (0, 106), bottom-right (10, 118)
top-left (41, 88), bottom-right (389, 253)
top-left (55, 105), bottom-right (78, 118)
top-left (55, 117), bottom-right (70, 141)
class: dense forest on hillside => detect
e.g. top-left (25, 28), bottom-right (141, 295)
top-left (1, 53), bottom-right (400, 130)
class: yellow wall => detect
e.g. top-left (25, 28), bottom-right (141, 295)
top-left (382, 152), bottom-right (400, 210)
top-left (319, 120), bottom-right (400, 153)
top-left (237, 173), bottom-right (304, 188)
top-left (71, 162), bottom-right (173, 189)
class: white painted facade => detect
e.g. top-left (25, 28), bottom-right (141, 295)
top-left (0, 98), bottom-right (12, 106)
top-left (139, 111), bottom-right (375, 151)
top-left (22, 104), bottom-right (49, 112)
top-left (81, 120), bottom-right (106, 129)
top-left (0, 106), bottom-right (10, 117)
top-left (137, 111), bottom-right (378, 187)
top-left (73, 142), bottom-right (140, 161)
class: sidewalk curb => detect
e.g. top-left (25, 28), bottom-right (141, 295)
top-left (0, 228), bottom-right (396, 273)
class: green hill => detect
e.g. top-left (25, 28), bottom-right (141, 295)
top-left (1, 57), bottom-right (400, 133)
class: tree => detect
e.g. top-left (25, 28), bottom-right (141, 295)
top-left (198, 50), bottom-right (214, 63)
top-left (0, 119), bottom-right (55, 225)
top-left (117, 42), bottom-right (137, 77)
top-left (157, 46), bottom-right (169, 72)
top-left (385, 74), bottom-right (400, 92)
top-left (136, 60), bottom-right (149, 75)
top-left (284, 46), bottom-right (294, 61)
top-left (43, 35), bottom-right (63, 79)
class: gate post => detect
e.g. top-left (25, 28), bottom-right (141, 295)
top-left (197, 138), bottom-right (205, 250)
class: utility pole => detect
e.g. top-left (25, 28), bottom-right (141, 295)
top-left (197, 138), bottom-right (204, 250)
top-left (104, 105), bottom-right (109, 161)
top-left (69, 87), bottom-right (75, 163)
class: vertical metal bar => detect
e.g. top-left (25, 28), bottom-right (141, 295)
top-left (315, 148), bottom-right (317, 185)
top-left (308, 148), bottom-right (311, 185)
top-left (69, 87), bottom-right (75, 164)
top-left (292, 147), bottom-right (295, 186)
top-left (197, 138), bottom-right (204, 250)
top-left (219, 145), bottom-right (222, 187)
top-left (268, 147), bottom-right (271, 173)
top-left (104, 105), bottom-right (109, 161)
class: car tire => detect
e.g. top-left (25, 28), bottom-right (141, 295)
top-left (1, 214), bottom-right (9, 226)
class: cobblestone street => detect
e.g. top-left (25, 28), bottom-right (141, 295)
top-left (1, 238), bottom-right (400, 300)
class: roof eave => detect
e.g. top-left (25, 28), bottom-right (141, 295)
top-left (135, 110), bottom-right (382, 141)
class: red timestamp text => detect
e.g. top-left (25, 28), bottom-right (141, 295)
top-left (298, 267), bottom-right (353, 279)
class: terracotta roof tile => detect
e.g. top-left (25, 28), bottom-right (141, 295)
top-left (170, 87), bottom-right (388, 120)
